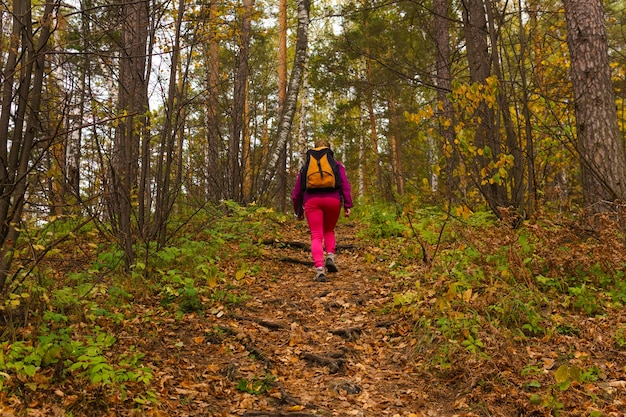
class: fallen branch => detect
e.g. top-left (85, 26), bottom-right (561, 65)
top-left (239, 335), bottom-right (272, 367)
top-left (231, 314), bottom-right (287, 330)
top-left (330, 380), bottom-right (362, 395)
top-left (261, 240), bottom-right (309, 249)
top-left (275, 385), bottom-right (302, 406)
top-left (243, 412), bottom-right (316, 417)
top-left (330, 326), bottom-right (363, 341)
top-left (315, 290), bottom-right (332, 298)
top-left (280, 256), bottom-right (313, 266)
top-left (301, 352), bottom-right (345, 374)
top-left (262, 240), bottom-right (356, 252)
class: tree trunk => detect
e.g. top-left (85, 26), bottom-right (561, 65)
top-left (517, 0), bottom-right (537, 218)
top-left (138, 0), bottom-right (157, 240)
top-left (112, 0), bottom-right (149, 270)
top-left (358, 106), bottom-right (365, 199)
top-left (461, 0), bottom-right (509, 214)
top-left (230, 0), bottom-right (254, 202)
top-left (433, 0), bottom-right (456, 198)
top-left (243, 81), bottom-right (252, 202)
top-left (388, 96), bottom-right (405, 195)
top-left (259, 0), bottom-right (310, 201)
top-left (296, 66), bottom-right (310, 170)
top-left (66, 9), bottom-right (88, 208)
top-left (364, 16), bottom-right (382, 196)
top-left (563, 0), bottom-right (626, 212)
top-left (486, 1), bottom-right (524, 212)
top-left (0, 0), bottom-right (59, 291)
top-left (206, 0), bottom-right (221, 202)
top-left (275, 0), bottom-right (288, 210)
top-left (152, 0), bottom-right (186, 247)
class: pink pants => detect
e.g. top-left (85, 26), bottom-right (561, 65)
top-left (304, 196), bottom-right (341, 268)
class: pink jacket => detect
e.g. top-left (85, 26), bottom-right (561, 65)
top-left (292, 160), bottom-right (354, 216)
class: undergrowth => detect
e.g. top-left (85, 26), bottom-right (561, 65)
top-left (0, 200), bottom-right (624, 415)
top-left (358, 201), bottom-right (626, 415)
top-left (0, 203), bottom-right (285, 411)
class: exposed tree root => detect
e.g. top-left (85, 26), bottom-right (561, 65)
top-left (301, 352), bottom-right (345, 374)
top-left (230, 314), bottom-right (288, 330)
top-left (330, 326), bottom-right (363, 341)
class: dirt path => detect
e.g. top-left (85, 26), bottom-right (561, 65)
top-left (143, 221), bottom-right (457, 417)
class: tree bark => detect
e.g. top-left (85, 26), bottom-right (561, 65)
top-left (433, 0), bottom-right (456, 197)
top-left (206, 0), bottom-right (221, 202)
top-left (111, 0), bottom-right (149, 270)
top-left (461, 0), bottom-right (509, 214)
top-left (388, 96), bottom-right (405, 195)
top-left (517, 0), bottom-right (537, 218)
top-left (275, 0), bottom-right (288, 210)
top-left (151, 0), bottom-right (186, 246)
top-left (486, 1), bottom-right (524, 211)
top-left (258, 0), bottom-right (311, 201)
top-left (365, 49), bottom-right (382, 195)
top-left (230, 0), bottom-right (254, 202)
top-left (0, 0), bottom-right (59, 290)
top-left (563, 0), bottom-right (626, 212)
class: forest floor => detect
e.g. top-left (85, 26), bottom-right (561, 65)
top-left (2, 216), bottom-right (626, 416)
top-left (113, 220), bottom-right (625, 416)
top-left (133, 220), bottom-right (465, 417)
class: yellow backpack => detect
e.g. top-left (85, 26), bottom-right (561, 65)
top-left (301, 147), bottom-right (341, 192)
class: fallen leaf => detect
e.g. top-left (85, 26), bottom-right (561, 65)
top-left (288, 405), bottom-right (304, 411)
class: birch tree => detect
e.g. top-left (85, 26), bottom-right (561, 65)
top-left (259, 0), bottom-right (311, 201)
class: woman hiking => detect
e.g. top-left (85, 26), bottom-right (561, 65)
top-left (292, 139), bottom-right (354, 282)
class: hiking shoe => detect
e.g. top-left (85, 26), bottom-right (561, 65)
top-left (314, 267), bottom-right (327, 282)
top-left (325, 254), bottom-right (338, 273)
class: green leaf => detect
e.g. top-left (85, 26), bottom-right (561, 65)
top-left (24, 364), bottom-right (37, 377)
top-left (43, 346), bottom-right (63, 365)
top-left (569, 365), bottom-right (583, 383)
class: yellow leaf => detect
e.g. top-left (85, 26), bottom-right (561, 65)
top-left (235, 269), bottom-right (246, 280)
top-left (555, 364), bottom-right (569, 384)
top-left (455, 205), bottom-right (471, 220)
top-left (288, 405), bottom-right (304, 411)
top-left (207, 275), bottom-right (217, 289)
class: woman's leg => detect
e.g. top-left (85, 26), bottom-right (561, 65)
top-left (319, 196), bottom-right (341, 255)
top-left (304, 199), bottom-right (325, 269)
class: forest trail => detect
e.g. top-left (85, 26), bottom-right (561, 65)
top-left (144, 220), bottom-right (459, 417)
